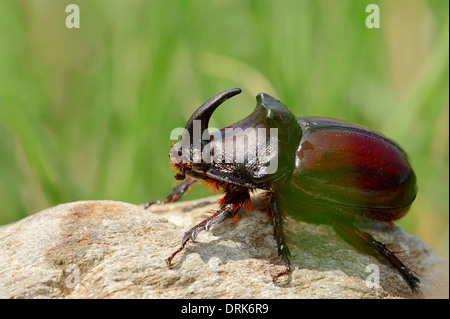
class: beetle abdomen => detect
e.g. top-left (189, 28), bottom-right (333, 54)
top-left (286, 117), bottom-right (417, 221)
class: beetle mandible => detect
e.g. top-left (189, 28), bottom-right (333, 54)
top-left (145, 88), bottom-right (419, 293)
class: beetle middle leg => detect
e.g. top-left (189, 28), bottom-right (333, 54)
top-left (166, 190), bottom-right (251, 266)
top-left (144, 178), bottom-right (197, 209)
top-left (268, 194), bottom-right (292, 281)
top-left (332, 222), bottom-right (421, 295)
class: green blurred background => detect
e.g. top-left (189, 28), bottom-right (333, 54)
top-left (0, 0), bottom-right (448, 258)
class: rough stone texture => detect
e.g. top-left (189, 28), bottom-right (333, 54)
top-left (0, 196), bottom-right (448, 299)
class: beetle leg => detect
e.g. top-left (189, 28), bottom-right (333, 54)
top-left (268, 194), bottom-right (292, 281)
top-left (144, 178), bottom-right (197, 209)
top-left (166, 191), bottom-right (250, 266)
top-left (332, 222), bottom-right (421, 296)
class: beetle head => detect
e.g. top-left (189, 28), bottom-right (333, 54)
top-left (170, 88), bottom-right (301, 186)
top-left (169, 88), bottom-right (242, 180)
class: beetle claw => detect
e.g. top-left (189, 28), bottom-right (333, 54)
top-left (272, 263), bottom-right (291, 282)
top-left (408, 273), bottom-right (422, 298)
top-left (144, 201), bottom-right (155, 209)
top-left (144, 200), bottom-right (165, 209)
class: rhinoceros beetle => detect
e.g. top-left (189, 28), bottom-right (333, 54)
top-left (145, 88), bottom-right (419, 293)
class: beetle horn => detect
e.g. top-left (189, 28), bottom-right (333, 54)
top-left (184, 88), bottom-right (242, 141)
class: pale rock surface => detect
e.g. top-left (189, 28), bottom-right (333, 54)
top-left (0, 196), bottom-right (447, 299)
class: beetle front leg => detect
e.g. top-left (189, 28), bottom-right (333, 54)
top-left (144, 178), bottom-right (197, 209)
top-left (332, 222), bottom-right (421, 296)
top-left (268, 194), bottom-right (292, 281)
top-left (166, 191), bottom-right (250, 266)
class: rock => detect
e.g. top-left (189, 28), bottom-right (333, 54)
top-left (0, 196), bottom-right (447, 299)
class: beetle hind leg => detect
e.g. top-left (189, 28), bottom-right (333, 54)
top-left (332, 222), bottom-right (421, 296)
